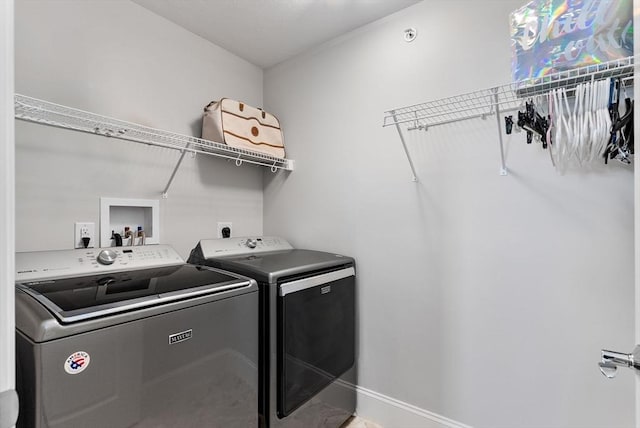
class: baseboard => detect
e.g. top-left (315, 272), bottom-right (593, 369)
top-left (338, 380), bottom-right (472, 428)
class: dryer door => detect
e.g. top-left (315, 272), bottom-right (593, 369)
top-left (277, 267), bottom-right (355, 418)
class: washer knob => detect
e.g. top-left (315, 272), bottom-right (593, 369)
top-left (246, 239), bottom-right (257, 249)
top-left (97, 249), bottom-right (118, 265)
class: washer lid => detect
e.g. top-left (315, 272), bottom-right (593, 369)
top-left (17, 264), bottom-right (253, 323)
top-left (204, 249), bottom-right (354, 283)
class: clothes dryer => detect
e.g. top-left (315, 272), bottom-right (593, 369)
top-left (189, 237), bottom-right (356, 428)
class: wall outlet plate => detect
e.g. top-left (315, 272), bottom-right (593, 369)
top-left (75, 222), bottom-right (95, 248)
top-left (217, 222), bottom-right (232, 238)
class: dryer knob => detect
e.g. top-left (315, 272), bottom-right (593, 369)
top-left (246, 239), bottom-right (257, 249)
top-left (97, 249), bottom-right (118, 265)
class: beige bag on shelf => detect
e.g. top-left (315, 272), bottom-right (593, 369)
top-left (202, 98), bottom-right (285, 158)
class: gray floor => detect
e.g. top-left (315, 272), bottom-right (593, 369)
top-left (342, 416), bottom-right (383, 428)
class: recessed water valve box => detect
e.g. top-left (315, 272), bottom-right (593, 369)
top-left (100, 198), bottom-right (160, 247)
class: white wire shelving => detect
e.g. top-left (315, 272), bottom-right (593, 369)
top-left (383, 56), bottom-right (636, 181)
top-left (14, 94), bottom-right (295, 197)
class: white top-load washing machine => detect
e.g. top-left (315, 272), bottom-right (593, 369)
top-left (188, 237), bottom-right (356, 428)
top-left (15, 245), bottom-right (259, 428)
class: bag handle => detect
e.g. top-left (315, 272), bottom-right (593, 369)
top-left (204, 100), bottom-right (216, 112)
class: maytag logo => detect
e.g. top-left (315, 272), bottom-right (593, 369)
top-left (168, 329), bottom-right (193, 345)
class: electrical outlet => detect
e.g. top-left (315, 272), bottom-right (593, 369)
top-left (217, 222), bottom-right (232, 239)
top-left (75, 222), bottom-right (96, 248)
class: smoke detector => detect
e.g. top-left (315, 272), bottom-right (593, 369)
top-left (404, 27), bottom-right (417, 42)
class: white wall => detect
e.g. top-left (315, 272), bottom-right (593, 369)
top-left (264, 1), bottom-right (635, 427)
top-left (0, 0), bottom-right (16, 425)
top-left (15, 0), bottom-right (265, 258)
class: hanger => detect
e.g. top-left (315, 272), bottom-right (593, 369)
top-left (517, 99), bottom-right (549, 148)
top-left (604, 78), bottom-right (634, 164)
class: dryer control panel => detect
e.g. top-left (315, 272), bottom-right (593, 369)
top-left (16, 245), bottom-right (184, 281)
top-left (199, 236), bottom-right (293, 258)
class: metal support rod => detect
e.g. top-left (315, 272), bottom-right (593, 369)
top-left (405, 106), bottom-right (522, 132)
top-left (391, 111), bottom-right (418, 182)
top-left (408, 111), bottom-right (488, 131)
top-left (161, 145), bottom-right (191, 198)
top-left (389, 103), bottom-right (497, 127)
top-left (493, 88), bottom-right (508, 176)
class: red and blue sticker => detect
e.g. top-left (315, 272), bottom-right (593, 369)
top-left (64, 351), bottom-right (91, 375)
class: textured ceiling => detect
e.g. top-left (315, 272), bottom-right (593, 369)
top-left (132, 0), bottom-right (422, 68)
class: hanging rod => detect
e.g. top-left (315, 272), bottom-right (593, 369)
top-left (14, 94), bottom-right (295, 197)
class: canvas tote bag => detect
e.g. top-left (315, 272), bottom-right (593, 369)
top-left (202, 98), bottom-right (285, 158)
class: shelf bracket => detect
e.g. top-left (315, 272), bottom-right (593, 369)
top-left (162, 145), bottom-right (192, 198)
top-left (391, 110), bottom-right (418, 182)
top-left (492, 88), bottom-right (508, 176)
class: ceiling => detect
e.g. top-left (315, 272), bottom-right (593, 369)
top-left (132, 0), bottom-right (421, 69)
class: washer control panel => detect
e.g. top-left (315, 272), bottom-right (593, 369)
top-left (199, 236), bottom-right (293, 258)
top-left (16, 245), bottom-right (184, 282)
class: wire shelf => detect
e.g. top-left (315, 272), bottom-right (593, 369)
top-left (382, 56), bottom-right (635, 181)
top-left (515, 56), bottom-right (635, 98)
top-left (384, 85), bottom-right (523, 131)
top-left (383, 56), bottom-right (635, 130)
top-left (14, 94), bottom-right (295, 172)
